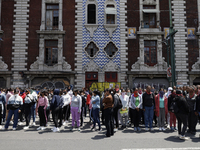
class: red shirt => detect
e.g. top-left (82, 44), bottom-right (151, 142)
top-left (86, 94), bottom-right (91, 105)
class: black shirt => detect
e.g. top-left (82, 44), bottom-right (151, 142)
top-left (142, 92), bottom-right (155, 108)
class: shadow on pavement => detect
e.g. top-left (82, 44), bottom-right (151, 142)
top-left (91, 134), bottom-right (107, 140)
top-left (164, 136), bottom-right (185, 143)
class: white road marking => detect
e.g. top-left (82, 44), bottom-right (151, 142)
top-left (122, 148), bottom-right (200, 150)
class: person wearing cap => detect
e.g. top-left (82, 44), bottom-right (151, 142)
top-left (174, 90), bottom-right (190, 140)
top-left (186, 87), bottom-right (198, 135)
top-left (23, 89), bottom-right (34, 130)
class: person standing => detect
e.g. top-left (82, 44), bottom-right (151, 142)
top-left (155, 88), bottom-right (168, 131)
top-left (36, 91), bottom-right (48, 131)
top-left (86, 92), bottom-right (92, 118)
top-left (50, 89), bottom-right (63, 132)
top-left (103, 89), bottom-right (114, 137)
top-left (142, 86), bottom-right (156, 131)
top-left (70, 90), bottom-right (82, 131)
top-left (113, 89), bottom-right (120, 132)
top-left (119, 89), bottom-right (129, 129)
top-left (3, 89), bottom-right (23, 130)
top-left (130, 88), bottom-right (142, 131)
top-left (18, 88), bottom-right (26, 126)
top-left (29, 89), bottom-right (38, 126)
top-left (91, 91), bottom-right (101, 131)
top-left (174, 90), bottom-right (190, 140)
top-left (61, 90), bottom-right (71, 125)
top-left (0, 91), bottom-right (5, 129)
top-left (186, 87), bottom-right (198, 135)
top-left (80, 90), bottom-right (86, 127)
top-left (5, 88), bottom-right (14, 122)
top-left (168, 89), bottom-right (177, 131)
top-left (23, 90), bottom-right (34, 130)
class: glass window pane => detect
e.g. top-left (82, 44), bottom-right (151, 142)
top-left (46, 41), bottom-right (58, 47)
top-left (52, 48), bottom-right (58, 64)
top-left (46, 10), bottom-right (53, 30)
top-left (104, 42), bottom-right (117, 57)
top-left (88, 4), bottom-right (96, 24)
top-left (149, 14), bottom-right (156, 27)
top-left (47, 5), bottom-right (59, 10)
top-left (151, 47), bottom-right (157, 64)
top-left (106, 14), bottom-right (115, 24)
top-left (144, 47), bottom-right (150, 64)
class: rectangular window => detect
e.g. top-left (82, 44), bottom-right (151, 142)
top-left (88, 4), bottom-right (96, 24)
top-left (144, 41), bottom-right (157, 66)
top-left (106, 14), bottom-right (115, 24)
top-left (45, 40), bottom-right (58, 66)
top-left (105, 72), bottom-right (117, 82)
top-left (46, 4), bottom-right (59, 30)
top-left (143, 5), bottom-right (156, 28)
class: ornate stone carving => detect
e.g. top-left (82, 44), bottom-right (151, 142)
top-left (83, 60), bottom-right (100, 72)
top-left (102, 61), bottom-right (119, 72)
top-left (30, 57), bottom-right (39, 70)
top-left (84, 25), bottom-right (99, 37)
top-left (104, 24), bottom-right (118, 37)
top-left (62, 57), bottom-right (72, 71)
top-left (131, 57), bottom-right (142, 71)
top-left (0, 56), bottom-right (8, 71)
top-left (192, 57), bottom-right (200, 71)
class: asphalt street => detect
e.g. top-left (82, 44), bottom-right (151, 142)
top-left (0, 117), bottom-right (200, 150)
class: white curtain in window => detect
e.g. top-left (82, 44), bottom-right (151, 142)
top-left (46, 10), bottom-right (53, 30)
top-left (105, 8), bottom-right (117, 14)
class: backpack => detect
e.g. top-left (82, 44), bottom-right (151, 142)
top-left (170, 98), bottom-right (179, 113)
top-left (117, 95), bottom-right (122, 109)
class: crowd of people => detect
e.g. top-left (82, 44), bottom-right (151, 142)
top-left (0, 85), bottom-right (200, 140)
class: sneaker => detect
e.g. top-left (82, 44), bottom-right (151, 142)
top-left (63, 122), bottom-right (66, 126)
top-left (91, 127), bottom-right (95, 131)
top-left (170, 127), bottom-right (174, 131)
top-left (134, 127), bottom-right (137, 131)
top-left (32, 122), bottom-right (36, 126)
top-left (167, 124), bottom-right (170, 129)
top-left (10, 121), bottom-right (13, 124)
top-left (179, 135), bottom-right (189, 140)
top-left (174, 127), bottom-right (177, 131)
top-left (159, 127), bottom-right (162, 131)
top-left (77, 128), bottom-right (81, 131)
top-left (137, 127), bottom-right (141, 131)
top-left (99, 128), bottom-right (102, 132)
top-left (51, 127), bottom-right (56, 131)
top-left (53, 128), bottom-right (60, 133)
top-left (23, 126), bottom-right (29, 130)
top-left (1, 127), bottom-right (7, 130)
top-left (13, 128), bottom-right (16, 131)
top-left (70, 127), bottom-right (74, 131)
top-left (145, 127), bottom-right (149, 131)
top-left (114, 128), bottom-right (118, 132)
top-left (162, 127), bottom-right (166, 131)
top-left (18, 122), bottom-right (23, 126)
top-left (41, 127), bottom-right (46, 130)
top-left (0, 125), bottom-right (2, 129)
top-left (150, 128), bottom-right (154, 131)
top-left (37, 127), bottom-right (42, 130)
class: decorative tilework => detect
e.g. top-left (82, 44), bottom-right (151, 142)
top-left (82, 0), bottom-right (121, 69)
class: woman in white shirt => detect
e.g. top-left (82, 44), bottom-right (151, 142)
top-left (119, 89), bottom-right (129, 129)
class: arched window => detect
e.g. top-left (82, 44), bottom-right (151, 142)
top-left (87, 4), bottom-right (96, 24)
top-left (85, 42), bottom-right (99, 58)
top-left (105, 4), bottom-right (116, 24)
top-left (104, 42), bottom-right (118, 58)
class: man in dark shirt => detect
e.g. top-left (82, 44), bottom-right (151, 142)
top-left (142, 86), bottom-right (155, 131)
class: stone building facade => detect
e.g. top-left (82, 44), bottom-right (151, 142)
top-left (0, 0), bottom-right (200, 89)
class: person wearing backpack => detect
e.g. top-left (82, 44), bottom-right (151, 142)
top-left (130, 88), bottom-right (142, 131)
top-left (168, 89), bottom-right (177, 131)
top-left (186, 87), bottom-right (198, 135)
top-left (174, 90), bottom-right (190, 140)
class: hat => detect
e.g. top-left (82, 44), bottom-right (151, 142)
top-left (176, 90), bottom-right (182, 95)
top-left (168, 87), bottom-right (173, 91)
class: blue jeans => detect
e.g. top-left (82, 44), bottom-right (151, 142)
top-left (29, 103), bottom-right (36, 123)
top-left (144, 106), bottom-right (154, 128)
top-left (92, 108), bottom-right (101, 129)
top-left (5, 109), bottom-right (19, 128)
